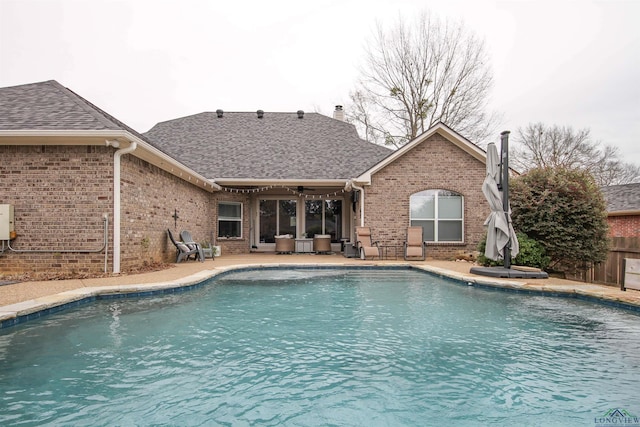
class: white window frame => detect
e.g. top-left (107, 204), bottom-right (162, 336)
top-left (218, 201), bottom-right (243, 239)
top-left (410, 189), bottom-right (464, 243)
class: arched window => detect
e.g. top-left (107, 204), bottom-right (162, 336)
top-left (410, 190), bottom-right (463, 242)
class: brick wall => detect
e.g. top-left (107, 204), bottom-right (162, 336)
top-left (119, 155), bottom-right (215, 269)
top-left (608, 215), bottom-right (640, 238)
top-left (0, 145), bottom-right (226, 276)
top-left (0, 145), bottom-right (113, 275)
top-left (363, 133), bottom-right (488, 259)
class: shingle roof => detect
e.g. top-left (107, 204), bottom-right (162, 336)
top-left (601, 183), bottom-right (640, 213)
top-left (0, 80), bottom-right (117, 130)
top-left (144, 111), bottom-right (393, 180)
top-left (0, 80), bottom-right (152, 142)
top-left (0, 80), bottom-right (393, 182)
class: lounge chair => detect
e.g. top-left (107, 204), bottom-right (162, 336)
top-left (355, 226), bottom-right (380, 259)
top-left (404, 226), bottom-right (426, 260)
top-left (167, 229), bottom-right (200, 263)
top-left (275, 234), bottom-right (294, 254)
top-left (180, 230), bottom-right (205, 262)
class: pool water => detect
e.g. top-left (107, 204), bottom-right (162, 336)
top-left (1, 268), bottom-right (639, 426)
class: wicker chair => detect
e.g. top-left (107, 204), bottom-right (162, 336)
top-left (275, 234), bottom-right (294, 254)
top-left (313, 234), bottom-right (331, 254)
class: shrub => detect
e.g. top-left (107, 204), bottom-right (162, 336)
top-left (509, 167), bottom-right (609, 271)
top-left (478, 232), bottom-right (550, 270)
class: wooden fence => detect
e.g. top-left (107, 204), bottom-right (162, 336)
top-left (572, 237), bottom-right (640, 286)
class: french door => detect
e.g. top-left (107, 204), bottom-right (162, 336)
top-left (259, 199), bottom-right (297, 243)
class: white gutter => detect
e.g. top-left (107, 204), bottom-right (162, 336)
top-left (1, 130), bottom-right (220, 192)
top-left (108, 140), bottom-right (137, 273)
top-left (0, 129), bottom-right (133, 139)
top-left (213, 178), bottom-right (345, 187)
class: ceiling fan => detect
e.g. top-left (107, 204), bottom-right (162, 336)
top-left (297, 186), bottom-right (316, 193)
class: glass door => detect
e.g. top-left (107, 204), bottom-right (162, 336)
top-left (304, 199), bottom-right (342, 242)
top-left (259, 199), bottom-right (297, 243)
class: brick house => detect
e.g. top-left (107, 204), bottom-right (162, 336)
top-left (601, 183), bottom-right (640, 237)
top-left (0, 80), bottom-right (491, 275)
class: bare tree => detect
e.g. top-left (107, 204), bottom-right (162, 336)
top-left (347, 12), bottom-right (498, 148)
top-left (511, 122), bottom-right (640, 186)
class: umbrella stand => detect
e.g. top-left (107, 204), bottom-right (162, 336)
top-left (470, 131), bottom-right (548, 279)
top-left (500, 131), bottom-right (511, 270)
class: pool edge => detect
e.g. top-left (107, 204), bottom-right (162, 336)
top-left (2, 263), bottom-right (639, 329)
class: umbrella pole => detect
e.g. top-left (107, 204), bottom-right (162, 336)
top-left (501, 131), bottom-right (511, 269)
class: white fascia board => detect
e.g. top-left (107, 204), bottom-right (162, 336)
top-left (0, 129), bottom-right (221, 192)
top-left (124, 131), bottom-right (221, 192)
top-left (0, 129), bottom-right (127, 143)
top-left (214, 178), bottom-right (348, 187)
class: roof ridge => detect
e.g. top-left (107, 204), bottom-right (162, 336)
top-left (46, 80), bottom-right (120, 130)
top-left (48, 80), bottom-right (162, 146)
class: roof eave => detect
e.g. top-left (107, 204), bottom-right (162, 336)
top-left (0, 129), bottom-right (221, 192)
top-left (214, 178), bottom-right (348, 187)
top-left (608, 210), bottom-right (640, 217)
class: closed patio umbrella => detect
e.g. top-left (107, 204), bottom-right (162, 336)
top-left (482, 139), bottom-right (519, 264)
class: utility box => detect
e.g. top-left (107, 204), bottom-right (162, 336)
top-left (0, 204), bottom-right (15, 240)
top-left (623, 258), bottom-right (640, 291)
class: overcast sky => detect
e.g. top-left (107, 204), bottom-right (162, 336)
top-left (1, 0), bottom-right (638, 163)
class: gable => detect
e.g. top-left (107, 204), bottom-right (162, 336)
top-left (355, 123), bottom-right (486, 184)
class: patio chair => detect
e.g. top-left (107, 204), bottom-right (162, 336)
top-left (167, 229), bottom-right (200, 263)
top-left (180, 230), bottom-right (205, 262)
top-left (275, 234), bottom-right (294, 254)
top-left (200, 241), bottom-right (215, 259)
top-left (404, 226), bottom-right (426, 261)
top-left (313, 234), bottom-right (331, 254)
top-left (355, 226), bottom-right (380, 260)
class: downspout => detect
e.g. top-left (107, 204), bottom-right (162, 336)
top-left (108, 140), bottom-right (137, 274)
top-left (351, 181), bottom-right (365, 227)
top-left (346, 179), bottom-right (365, 227)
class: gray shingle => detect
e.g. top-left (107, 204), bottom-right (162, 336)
top-left (1, 80), bottom-right (392, 182)
top-left (0, 80), bottom-right (169, 152)
top-left (0, 80), bottom-right (122, 130)
top-left (601, 183), bottom-right (640, 212)
top-left (144, 111), bottom-right (393, 180)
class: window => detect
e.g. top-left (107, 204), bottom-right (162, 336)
top-left (218, 202), bottom-right (242, 238)
top-left (410, 190), bottom-right (463, 242)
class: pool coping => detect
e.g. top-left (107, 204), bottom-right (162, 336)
top-left (2, 262), bottom-right (640, 328)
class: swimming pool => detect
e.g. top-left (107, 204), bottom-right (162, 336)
top-left (1, 268), bottom-right (639, 426)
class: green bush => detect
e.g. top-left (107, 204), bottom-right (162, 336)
top-left (478, 232), bottom-right (550, 270)
top-left (510, 167), bottom-right (609, 271)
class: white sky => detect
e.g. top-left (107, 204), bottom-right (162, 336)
top-left (1, 0), bottom-right (638, 163)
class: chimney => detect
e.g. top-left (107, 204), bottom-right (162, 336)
top-left (257, 110), bottom-right (264, 119)
top-left (216, 109), bottom-right (224, 118)
top-left (333, 105), bottom-right (344, 121)
top-left (297, 110), bottom-right (304, 119)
